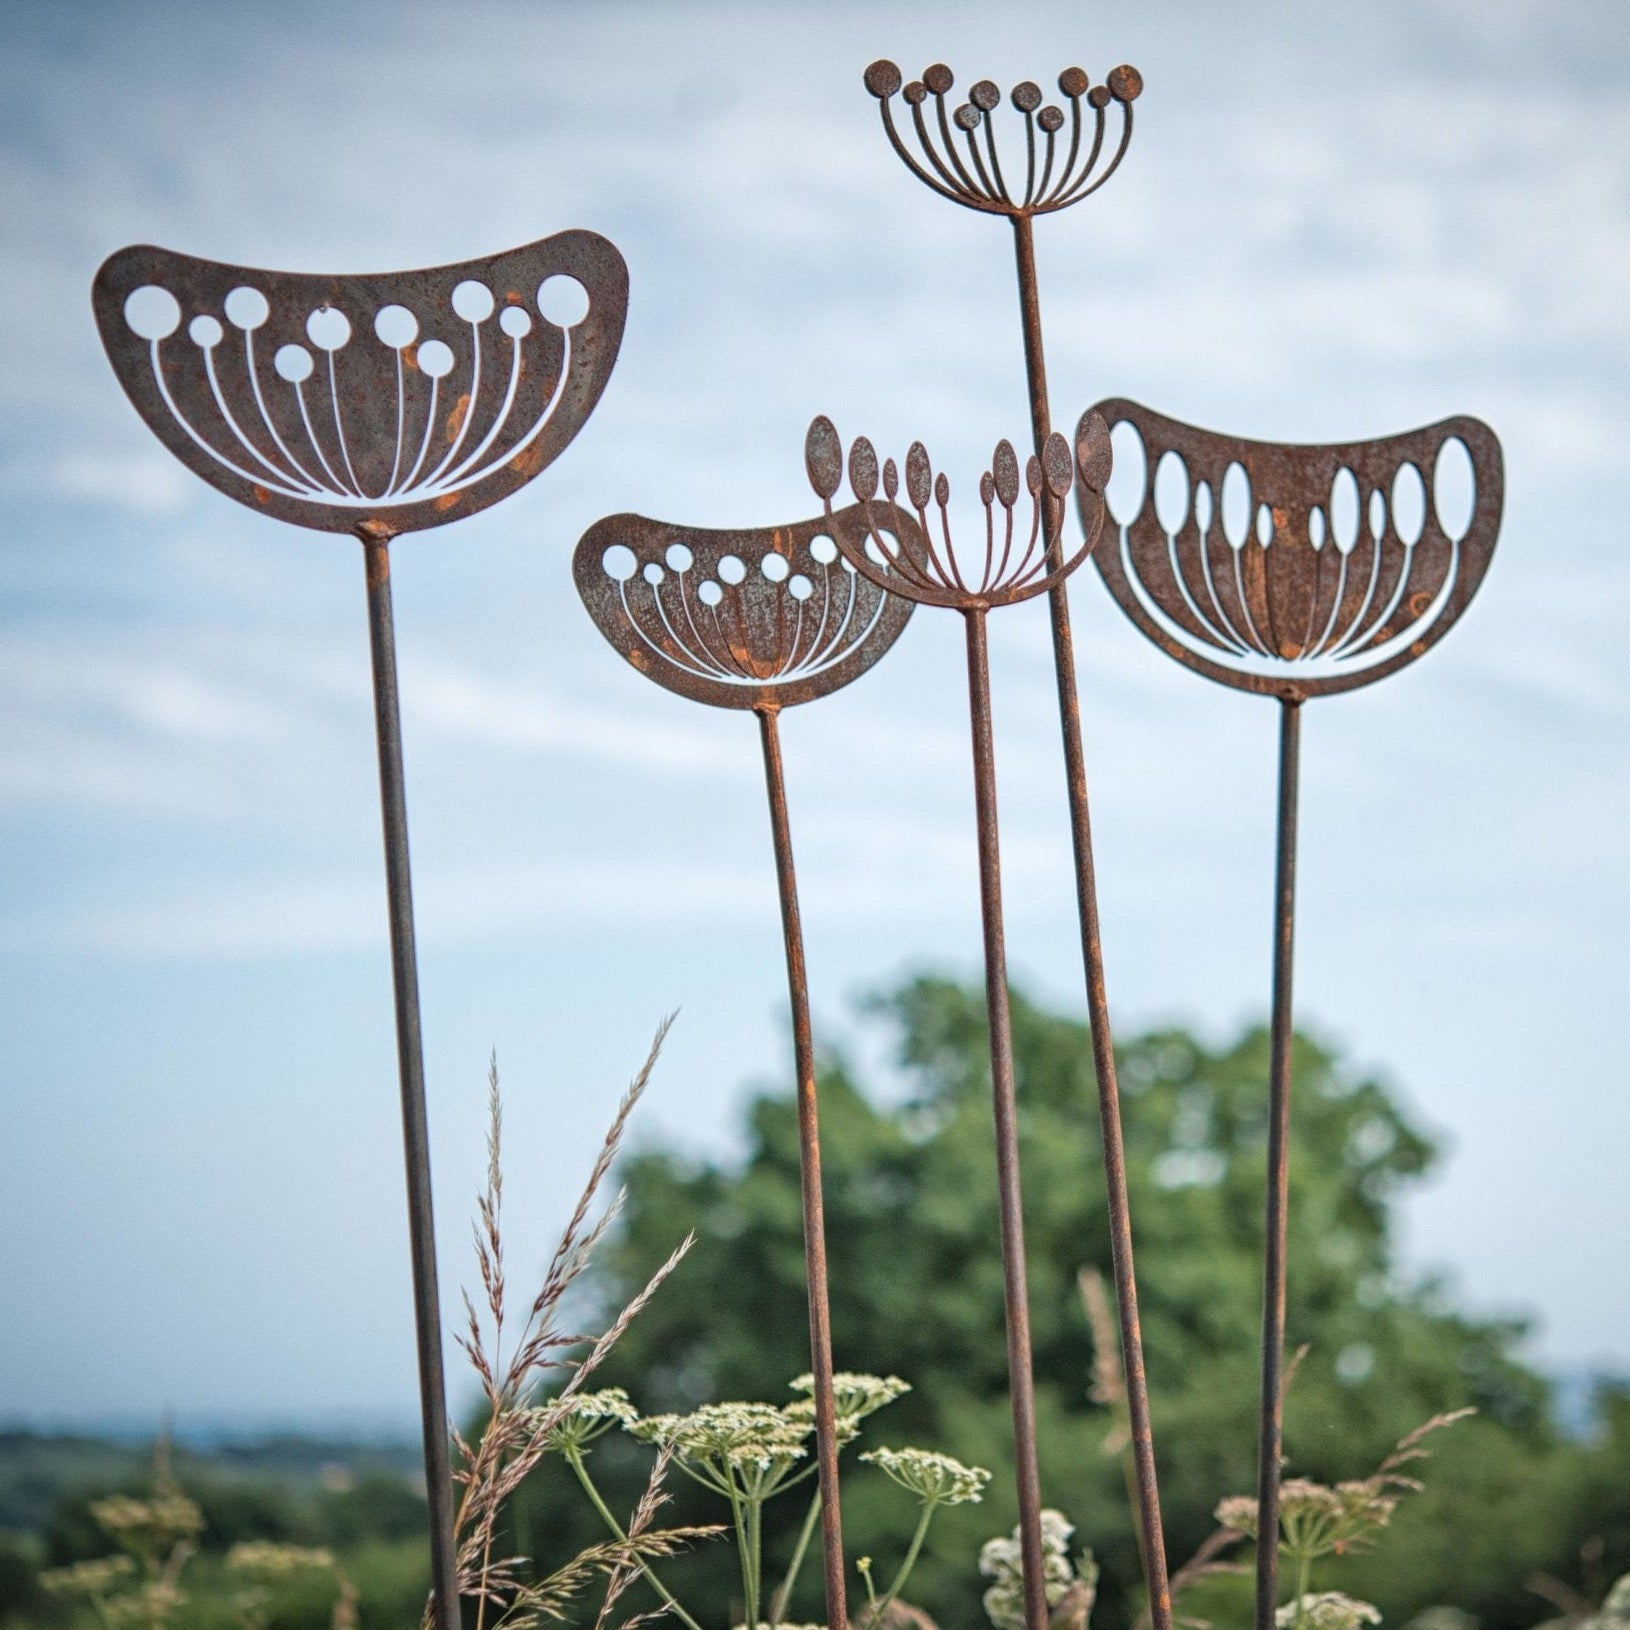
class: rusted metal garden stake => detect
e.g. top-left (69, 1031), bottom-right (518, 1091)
top-left (573, 505), bottom-right (919, 1630)
top-left (861, 59), bottom-right (1174, 1626)
top-left (1080, 398), bottom-right (1504, 1626)
top-left (808, 414), bottom-right (1111, 1630)
top-left (93, 232), bottom-right (630, 1630)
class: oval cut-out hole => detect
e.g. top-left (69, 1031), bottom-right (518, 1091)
top-left (1434, 437), bottom-right (1475, 542)
top-left (306, 307), bottom-right (351, 351)
top-left (538, 274), bottom-right (590, 327)
top-left (1392, 462), bottom-right (1426, 546)
top-left (452, 279), bottom-right (494, 322)
top-left (224, 286), bottom-right (269, 330)
top-left (1105, 421), bottom-right (1146, 527)
top-left (698, 581), bottom-right (724, 606)
top-left (665, 543), bottom-right (693, 572)
top-left (1368, 487), bottom-right (1387, 540)
top-left (761, 553), bottom-right (790, 582)
top-left (274, 343), bottom-right (313, 383)
top-left (718, 554), bottom-right (746, 585)
top-left (124, 285), bottom-right (181, 340)
top-left (375, 304), bottom-right (418, 348)
top-left (601, 545), bottom-right (637, 582)
top-left (642, 562), bottom-right (664, 585)
top-left (416, 339), bottom-right (455, 378)
top-left (1194, 480), bottom-right (1213, 536)
top-left (809, 534), bottom-right (837, 564)
top-left (1330, 468), bottom-right (1359, 552)
top-left (1221, 461), bottom-right (1251, 548)
top-left (1309, 507), bottom-right (1326, 550)
top-left (1153, 449), bottom-right (1189, 536)
top-left (1256, 503), bottom-right (1274, 546)
top-left (188, 314), bottom-right (223, 348)
top-left (499, 305), bottom-right (532, 338)
top-left (789, 574), bottom-right (814, 601)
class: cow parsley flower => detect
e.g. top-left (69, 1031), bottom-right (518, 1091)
top-left (860, 1447), bottom-right (989, 1506)
top-left (1275, 1592), bottom-right (1381, 1629)
top-left (979, 1510), bottom-right (1096, 1630)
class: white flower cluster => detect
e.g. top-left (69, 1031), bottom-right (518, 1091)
top-left (978, 1509), bottom-right (1096, 1630)
top-left (787, 1372), bottom-right (911, 1422)
top-left (632, 1401), bottom-right (809, 1476)
top-left (538, 1386), bottom-right (640, 1452)
top-left (860, 1446), bottom-right (990, 1506)
top-left (1276, 1594), bottom-right (1382, 1630)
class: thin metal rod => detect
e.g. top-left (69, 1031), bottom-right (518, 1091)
top-left (1255, 697), bottom-right (1301, 1628)
top-left (756, 705), bottom-right (848, 1630)
top-left (963, 608), bottom-right (1049, 1630)
top-left (360, 532), bottom-right (460, 1630)
top-left (1010, 211), bottom-right (1173, 1628)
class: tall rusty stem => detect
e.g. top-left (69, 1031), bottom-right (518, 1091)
top-left (1009, 212), bottom-right (1173, 1629)
top-left (963, 608), bottom-right (1049, 1630)
top-left (360, 534), bottom-right (460, 1630)
top-left (756, 705), bottom-right (849, 1630)
top-left (1255, 697), bottom-right (1301, 1628)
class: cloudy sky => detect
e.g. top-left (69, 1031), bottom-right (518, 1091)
top-left (1, 0), bottom-right (1626, 1427)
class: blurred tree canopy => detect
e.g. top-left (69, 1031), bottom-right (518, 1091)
top-left (511, 975), bottom-right (1628, 1630)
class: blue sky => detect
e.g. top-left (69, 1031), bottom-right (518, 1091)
top-left (1, 0), bottom-right (1626, 1426)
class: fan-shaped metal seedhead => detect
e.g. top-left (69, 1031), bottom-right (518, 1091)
top-left (806, 413), bottom-right (1112, 611)
top-left (93, 231), bottom-right (628, 535)
top-left (1082, 399), bottom-right (1504, 699)
top-left (862, 59), bottom-right (1142, 218)
top-left (573, 507), bottom-right (918, 712)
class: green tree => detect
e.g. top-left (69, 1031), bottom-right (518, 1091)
top-left (513, 976), bottom-right (1611, 1629)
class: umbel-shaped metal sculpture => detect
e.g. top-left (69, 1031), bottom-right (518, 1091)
top-left (93, 230), bottom-right (630, 1630)
top-left (574, 501), bottom-right (918, 1630)
top-left (862, 58), bottom-right (1174, 1629)
top-left (807, 415), bottom-right (1113, 1630)
top-left (1081, 398), bottom-right (1504, 1627)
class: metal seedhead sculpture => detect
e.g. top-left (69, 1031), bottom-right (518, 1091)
top-left (93, 230), bottom-right (630, 1630)
top-left (1082, 398), bottom-right (1503, 1629)
top-left (574, 502), bottom-right (918, 1630)
top-left (808, 413), bottom-right (1111, 1630)
top-left (861, 60), bottom-right (1174, 1629)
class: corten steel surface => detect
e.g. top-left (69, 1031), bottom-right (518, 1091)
top-left (1082, 399), bottom-right (1504, 1627)
top-left (809, 416), bottom-right (1109, 1630)
top-left (574, 506), bottom-right (920, 1630)
top-left (93, 231), bottom-right (631, 1630)
top-left (862, 58), bottom-right (1173, 1629)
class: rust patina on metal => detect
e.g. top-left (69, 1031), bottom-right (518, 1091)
top-left (1082, 399), bottom-right (1504, 1629)
top-left (92, 231), bottom-right (630, 1630)
top-left (861, 59), bottom-right (1173, 1630)
top-left (809, 414), bottom-right (1112, 1630)
top-left (575, 503), bottom-right (919, 1630)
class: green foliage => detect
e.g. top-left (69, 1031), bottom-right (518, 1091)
top-left (524, 975), bottom-right (1621, 1629)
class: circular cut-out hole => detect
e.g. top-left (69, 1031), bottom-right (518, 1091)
top-left (1434, 437), bottom-right (1475, 542)
top-left (1105, 421), bottom-right (1146, 527)
top-left (1221, 461), bottom-right (1251, 548)
top-left (274, 343), bottom-right (314, 383)
top-left (1194, 480), bottom-right (1213, 536)
top-left (1309, 506), bottom-right (1327, 549)
top-left (124, 285), bottom-right (181, 340)
top-left (601, 544), bottom-right (637, 582)
top-left (1368, 487), bottom-right (1387, 540)
top-left (224, 286), bottom-right (270, 330)
top-left (809, 534), bottom-right (838, 564)
top-left (1392, 462), bottom-right (1426, 546)
top-left (865, 537), bottom-right (889, 566)
top-left (375, 304), bottom-right (418, 348)
top-left (452, 279), bottom-right (495, 322)
top-left (665, 543), bottom-right (694, 572)
top-left (642, 562), bottom-right (664, 585)
top-left (416, 339), bottom-right (455, 378)
top-left (1330, 468), bottom-right (1360, 552)
top-left (698, 580), bottom-right (724, 606)
top-left (761, 553), bottom-right (790, 582)
top-left (1154, 449), bottom-right (1190, 537)
top-left (499, 304), bottom-right (532, 338)
top-left (789, 574), bottom-right (813, 601)
top-left (537, 274), bottom-right (590, 328)
top-left (189, 314), bottom-right (223, 348)
top-left (306, 307), bottom-right (351, 350)
top-left (1256, 503), bottom-right (1274, 546)
top-left (718, 554), bottom-right (746, 585)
